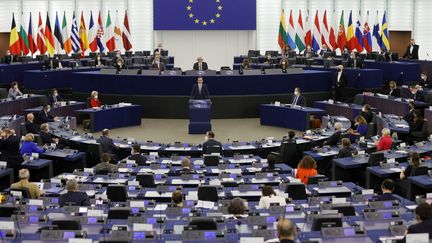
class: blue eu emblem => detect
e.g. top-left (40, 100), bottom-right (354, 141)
top-left (186, 0), bottom-right (223, 27)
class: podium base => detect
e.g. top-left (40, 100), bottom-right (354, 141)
top-left (188, 122), bottom-right (211, 134)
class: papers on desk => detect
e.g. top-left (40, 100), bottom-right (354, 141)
top-left (228, 145), bottom-right (256, 150)
top-left (118, 102), bottom-right (132, 107)
top-left (388, 168), bottom-right (403, 173)
top-left (85, 190), bottom-right (96, 197)
top-left (395, 150), bottom-right (409, 155)
top-left (154, 204), bottom-right (168, 211)
top-left (210, 168), bottom-right (243, 174)
top-left (114, 143), bottom-right (130, 148)
top-left (69, 136), bottom-right (87, 142)
top-left (92, 178), bottom-right (128, 184)
top-left (228, 158), bottom-right (256, 164)
top-left (171, 179), bottom-right (202, 185)
top-left (394, 124), bottom-right (409, 128)
top-left (161, 159), bottom-right (181, 165)
top-left (261, 142), bottom-right (281, 148)
top-left (195, 200), bottom-right (215, 209)
top-left (140, 145), bottom-right (161, 150)
top-left (317, 151), bottom-right (339, 157)
top-left (246, 167), bottom-right (262, 173)
top-left (139, 168), bottom-right (170, 174)
top-left (145, 191), bottom-right (172, 198)
top-left (80, 139), bottom-right (98, 144)
top-left (165, 147), bottom-right (192, 151)
top-left (118, 168), bottom-right (132, 173)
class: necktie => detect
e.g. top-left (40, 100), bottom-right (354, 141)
top-left (292, 96), bottom-right (298, 106)
top-left (199, 63), bottom-right (202, 70)
top-left (54, 96), bottom-right (57, 103)
top-left (199, 85), bottom-right (202, 94)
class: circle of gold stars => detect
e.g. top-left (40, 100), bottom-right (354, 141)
top-left (187, 0), bottom-right (222, 27)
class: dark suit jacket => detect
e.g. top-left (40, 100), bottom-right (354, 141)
top-left (128, 154), bottom-right (147, 166)
top-left (190, 84), bottom-right (210, 100)
top-left (336, 71), bottom-right (348, 88)
top-left (48, 94), bottom-right (63, 105)
top-left (348, 57), bottom-right (364, 68)
top-left (96, 136), bottom-right (117, 154)
top-left (151, 62), bottom-right (165, 71)
top-left (3, 55), bottom-right (16, 64)
top-left (25, 121), bottom-right (40, 134)
top-left (193, 62), bottom-right (208, 71)
top-left (361, 110), bottom-right (373, 124)
top-left (44, 59), bottom-right (60, 69)
top-left (373, 193), bottom-right (399, 201)
top-left (114, 63), bottom-right (127, 72)
top-left (289, 94), bottom-right (306, 107)
top-left (39, 131), bottom-right (54, 145)
top-left (0, 135), bottom-right (24, 168)
top-left (59, 191), bottom-right (90, 207)
top-left (319, 49), bottom-right (335, 57)
top-left (338, 146), bottom-right (355, 158)
top-left (408, 219), bottom-right (432, 238)
top-left (388, 88), bottom-right (400, 98)
top-left (325, 130), bottom-right (342, 146)
top-left (403, 45), bottom-right (419, 60)
top-left (37, 111), bottom-right (54, 124)
top-left (154, 48), bottom-right (165, 55)
top-left (202, 139), bottom-right (223, 154)
top-left (413, 91), bottom-right (425, 102)
top-left (404, 109), bottom-right (415, 125)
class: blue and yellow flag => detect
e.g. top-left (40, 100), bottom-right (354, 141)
top-left (380, 11), bottom-right (390, 51)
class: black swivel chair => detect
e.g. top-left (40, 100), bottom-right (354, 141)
top-left (203, 155), bottom-right (220, 166)
top-left (136, 174), bottom-right (156, 188)
top-left (52, 219), bottom-right (82, 230)
top-left (197, 186), bottom-right (219, 202)
top-left (412, 166), bottom-right (429, 176)
top-left (205, 145), bottom-right (222, 155)
top-left (189, 217), bottom-right (217, 230)
top-left (307, 175), bottom-right (327, 185)
top-left (331, 205), bottom-right (356, 216)
top-left (0, 205), bottom-right (17, 217)
top-left (107, 208), bottom-right (131, 220)
top-left (285, 183), bottom-right (307, 200)
top-left (106, 185), bottom-right (128, 202)
top-left (278, 142), bottom-right (298, 167)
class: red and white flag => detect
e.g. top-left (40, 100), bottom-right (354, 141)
top-left (122, 10), bottom-right (132, 51)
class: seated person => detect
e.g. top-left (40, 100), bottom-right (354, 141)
top-left (193, 57), bottom-right (208, 71)
top-left (89, 91), bottom-right (102, 108)
top-left (227, 197), bottom-right (247, 219)
top-left (258, 185), bottom-right (286, 209)
top-left (324, 122), bottom-right (342, 146)
top-left (304, 45), bottom-right (315, 59)
top-left (348, 51), bottom-right (363, 68)
top-left (59, 179), bottom-right (90, 207)
top-left (373, 179), bottom-right (399, 201)
top-left (38, 123), bottom-right (58, 145)
top-left (264, 53), bottom-right (275, 65)
top-left (347, 115), bottom-right (368, 142)
top-left (25, 113), bottom-right (40, 134)
top-left (48, 88), bottom-right (63, 105)
top-left (151, 52), bottom-right (166, 71)
top-left (388, 81), bottom-right (400, 98)
top-left (283, 130), bottom-right (296, 143)
top-left (171, 190), bottom-right (184, 207)
top-left (403, 101), bottom-right (415, 125)
top-left (276, 218), bottom-right (297, 243)
top-left (337, 138), bottom-right (356, 158)
top-left (282, 45), bottom-right (292, 56)
top-left (409, 85), bottom-right (425, 102)
top-left (202, 131), bottom-right (222, 154)
top-left (94, 153), bottom-right (119, 174)
top-left (410, 109), bottom-right (424, 132)
top-left (95, 54), bottom-right (104, 67)
top-left (400, 152), bottom-right (421, 180)
top-left (289, 87), bottom-right (306, 107)
top-left (3, 50), bottom-right (15, 64)
top-left (361, 104), bottom-right (373, 124)
top-left (113, 58), bottom-right (127, 72)
top-left (262, 154), bottom-right (281, 172)
top-left (20, 133), bottom-right (45, 155)
top-left (419, 72), bottom-right (430, 89)
top-left (295, 156), bottom-right (318, 184)
top-left (10, 169), bottom-right (42, 199)
top-left (127, 144), bottom-right (147, 165)
top-left (8, 81), bottom-right (23, 99)
top-left (177, 158), bottom-right (196, 174)
top-left (405, 203), bottom-right (432, 239)
top-left (37, 104), bottom-right (55, 124)
top-left (376, 128), bottom-right (393, 151)
top-left (279, 58), bottom-right (289, 70)
top-left (319, 44), bottom-right (335, 57)
top-left (241, 58), bottom-right (251, 70)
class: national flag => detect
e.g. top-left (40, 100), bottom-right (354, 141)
top-left (96, 11), bottom-right (105, 52)
top-left (355, 12), bottom-right (364, 52)
top-left (62, 12), bottom-right (72, 54)
top-left (105, 11), bottom-right (115, 52)
top-left (312, 10), bottom-right (321, 51)
top-left (277, 9), bottom-right (288, 50)
top-left (372, 11), bottom-right (382, 52)
top-left (321, 10), bottom-right (330, 48)
top-left (79, 11), bottom-right (89, 52)
top-left (287, 10), bottom-right (296, 50)
top-left (28, 13), bottom-right (38, 54)
top-left (88, 11), bottom-right (98, 52)
top-left (122, 10), bottom-right (133, 50)
top-left (380, 11), bottom-right (390, 51)
top-left (304, 10), bottom-right (312, 48)
top-left (37, 12), bottom-right (47, 54)
top-left (44, 12), bottom-right (55, 56)
top-left (9, 13), bottom-right (21, 55)
top-left (337, 11), bottom-right (347, 51)
top-left (114, 11), bottom-right (123, 50)
top-left (54, 12), bottom-right (63, 54)
top-left (347, 10), bottom-right (355, 52)
top-left (19, 13), bottom-right (30, 55)
top-left (295, 10), bottom-right (306, 53)
top-left (71, 12), bottom-right (80, 53)
top-left (329, 10), bottom-right (338, 51)
top-left (362, 11), bottom-right (372, 52)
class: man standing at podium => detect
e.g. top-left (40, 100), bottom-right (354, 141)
top-left (190, 77), bottom-right (209, 100)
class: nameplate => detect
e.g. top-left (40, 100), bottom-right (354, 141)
top-left (406, 233), bottom-right (429, 243)
top-left (69, 239), bottom-right (92, 243)
top-left (130, 201), bottom-right (145, 208)
top-left (362, 189), bottom-right (374, 195)
top-left (29, 199), bottom-right (43, 206)
top-left (133, 223), bottom-right (153, 231)
top-left (87, 209), bottom-right (103, 217)
top-left (240, 237), bottom-right (264, 243)
top-left (83, 168), bottom-right (94, 173)
top-left (0, 221), bottom-right (14, 230)
top-left (332, 198), bottom-right (346, 204)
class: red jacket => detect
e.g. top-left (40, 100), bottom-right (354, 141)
top-left (377, 135), bottom-right (392, 151)
top-left (90, 98), bottom-right (101, 108)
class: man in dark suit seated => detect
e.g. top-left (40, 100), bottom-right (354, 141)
top-left (154, 43), bottom-right (165, 56)
top-left (348, 51), bottom-right (363, 68)
top-left (96, 129), bottom-right (119, 155)
top-left (47, 88), bottom-right (63, 106)
top-left (193, 57), bottom-right (208, 71)
top-left (334, 65), bottom-right (348, 102)
top-left (409, 85), bottom-right (425, 102)
top-left (113, 58), bottom-right (127, 73)
top-left (190, 76), bottom-right (210, 100)
top-left (202, 131), bottom-right (222, 154)
top-left (177, 158), bottom-right (196, 174)
top-left (94, 153), bottom-right (119, 174)
top-left (283, 130), bottom-right (296, 143)
top-left (59, 179), bottom-right (90, 207)
top-left (2, 50), bottom-right (16, 64)
top-left (361, 104), bottom-right (373, 124)
top-left (324, 122), bottom-right (342, 146)
top-left (127, 144), bottom-right (147, 165)
top-left (388, 81), bottom-right (400, 98)
top-left (402, 39), bottom-right (419, 60)
top-left (151, 52), bottom-right (166, 71)
top-left (318, 44), bottom-right (335, 57)
top-left (403, 101), bottom-right (415, 125)
top-left (38, 123), bottom-right (57, 145)
top-left (276, 218), bottom-right (297, 243)
top-left (37, 104), bottom-right (56, 125)
top-left (25, 113), bottom-right (40, 134)
top-left (419, 72), bottom-right (430, 89)
top-left (374, 179), bottom-right (399, 201)
top-left (406, 203), bottom-right (432, 239)
top-left (261, 154), bottom-right (281, 172)
top-left (289, 87), bottom-right (306, 107)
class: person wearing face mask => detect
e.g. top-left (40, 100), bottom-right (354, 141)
top-left (387, 81), bottom-right (400, 98)
top-left (304, 45), bottom-right (315, 59)
top-left (279, 58), bottom-right (289, 70)
top-left (114, 58), bottom-right (127, 72)
top-left (89, 91), bottom-right (102, 109)
top-left (37, 104), bottom-right (56, 125)
top-left (193, 57), bottom-right (208, 71)
top-left (403, 101), bottom-right (415, 125)
top-left (360, 104), bottom-right (373, 124)
top-left (409, 85), bottom-right (425, 102)
top-left (48, 88), bottom-right (63, 106)
top-left (95, 54), bottom-right (104, 67)
top-left (419, 72), bottom-right (430, 89)
top-left (7, 81), bottom-right (23, 99)
top-left (202, 131), bottom-right (222, 155)
top-left (289, 87), bottom-right (306, 107)
top-left (334, 65), bottom-right (347, 102)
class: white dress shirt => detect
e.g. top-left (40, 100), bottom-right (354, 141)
top-left (258, 195), bottom-right (287, 209)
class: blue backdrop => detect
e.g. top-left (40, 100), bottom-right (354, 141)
top-left (153, 0), bottom-right (256, 30)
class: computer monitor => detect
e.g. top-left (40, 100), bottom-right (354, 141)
top-left (368, 151), bottom-right (385, 166)
top-left (311, 214), bottom-right (343, 231)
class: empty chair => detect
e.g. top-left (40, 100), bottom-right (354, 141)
top-left (0, 205), bottom-right (17, 217)
top-left (311, 214), bottom-right (343, 231)
top-left (52, 219), bottom-right (82, 230)
top-left (136, 174), bottom-right (156, 188)
top-left (285, 183), bottom-right (307, 200)
top-left (307, 175), bottom-right (327, 185)
top-left (203, 155), bottom-right (220, 166)
top-left (189, 217), bottom-right (217, 230)
top-left (412, 166), bottom-right (429, 176)
top-left (107, 208), bottom-right (131, 220)
top-left (198, 186), bottom-right (219, 202)
top-left (368, 151), bottom-right (385, 166)
top-left (331, 205), bottom-right (356, 216)
top-left (106, 185), bottom-right (127, 202)
top-left (205, 145), bottom-right (222, 155)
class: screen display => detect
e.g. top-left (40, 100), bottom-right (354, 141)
top-left (382, 212), bottom-right (392, 219)
top-left (133, 232), bottom-right (146, 240)
top-left (29, 205), bottom-right (38, 212)
top-left (147, 218), bottom-right (156, 224)
top-left (330, 182), bottom-right (337, 187)
top-left (383, 201), bottom-right (393, 208)
top-left (51, 198), bottom-right (59, 204)
top-left (63, 231), bottom-right (76, 239)
top-left (344, 228), bottom-right (356, 236)
top-left (182, 208), bottom-right (191, 214)
top-left (155, 175), bottom-right (162, 180)
top-left (131, 208), bottom-right (139, 214)
top-left (29, 216), bottom-right (39, 223)
top-left (87, 217), bottom-right (97, 224)
top-left (266, 216), bottom-right (276, 224)
top-left (128, 186), bottom-right (136, 191)
top-left (204, 231), bottom-right (217, 240)
top-left (251, 185), bottom-right (259, 190)
top-left (286, 206), bottom-right (294, 212)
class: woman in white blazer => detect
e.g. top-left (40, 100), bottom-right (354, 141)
top-left (259, 185), bottom-right (287, 209)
